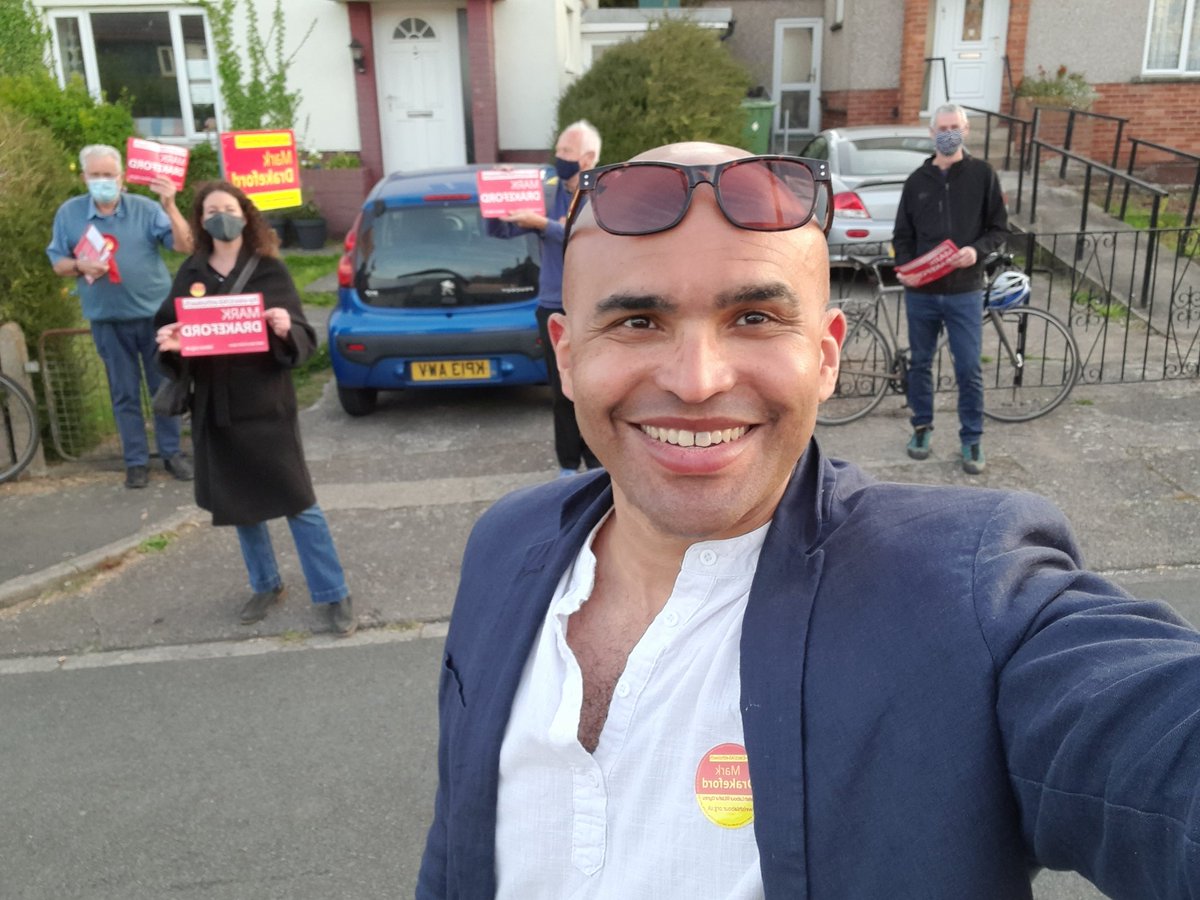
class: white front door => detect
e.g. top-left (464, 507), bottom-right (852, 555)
top-left (373, 7), bottom-right (466, 172)
top-left (929, 0), bottom-right (1010, 112)
top-left (772, 18), bottom-right (822, 141)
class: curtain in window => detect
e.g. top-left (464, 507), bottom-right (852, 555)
top-left (1147, 0), bottom-right (1187, 69)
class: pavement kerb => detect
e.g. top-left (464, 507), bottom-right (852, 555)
top-left (0, 505), bottom-right (207, 612)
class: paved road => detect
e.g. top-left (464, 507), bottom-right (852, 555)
top-left (3, 372), bottom-right (1198, 898)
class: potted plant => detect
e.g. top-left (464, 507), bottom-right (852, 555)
top-left (281, 196), bottom-right (327, 250)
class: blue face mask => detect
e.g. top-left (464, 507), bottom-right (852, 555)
top-left (554, 156), bottom-right (581, 181)
top-left (87, 177), bottom-right (120, 204)
top-left (935, 129), bottom-right (964, 156)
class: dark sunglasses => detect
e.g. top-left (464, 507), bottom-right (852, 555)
top-left (564, 155), bottom-right (832, 243)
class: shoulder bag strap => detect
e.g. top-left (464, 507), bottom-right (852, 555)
top-left (227, 253), bottom-right (260, 294)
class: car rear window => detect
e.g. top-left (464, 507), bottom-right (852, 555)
top-left (838, 137), bottom-right (934, 177)
top-left (355, 206), bottom-right (540, 308)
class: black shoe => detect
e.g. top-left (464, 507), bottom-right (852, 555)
top-left (327, 596), bottom-right (356, 637)
top-left (164, 453), bottom-right (194, 481)
top-left (240, 585), bottom-right (286, 624)
top-left (125, 465), bottom-right (149, 489)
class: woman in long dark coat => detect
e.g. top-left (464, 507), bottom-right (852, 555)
top-left (154, 181), bottom-right (354, 635)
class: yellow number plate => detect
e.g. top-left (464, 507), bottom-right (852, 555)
top-left (411, 359), bottom-right (492, 382)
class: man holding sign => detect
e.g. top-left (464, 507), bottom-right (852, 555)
top-left (484, 121), bottom-right (602, 478)
top-left (892, 104), bottom-right (1008, 475)
top-left (47, 143), bottom-right (194, 488)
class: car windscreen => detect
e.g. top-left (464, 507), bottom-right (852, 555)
top-left (356, 205), bottom-right (540, 308)
top-left (838, 136), bottom-right (934, 177)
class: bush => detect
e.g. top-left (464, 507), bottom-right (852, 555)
top-left (0, 0), bottom-right (49, 79)
top-left (556, 19), bottom-right (751, 164)
top-left (1015, 65), bottom-right (1097, 109)
top-left (0, 71), bottom-right (134, 161)
top-left (178, 139), bottom-right (221, 219)
top-left (0, 105), bottom-right (82, 346)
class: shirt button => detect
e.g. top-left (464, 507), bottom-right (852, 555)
top-left (699, 549), bottom-right (718, 565)
top-left (664, 611), bottom-right (679, 627)
top-left (616, 681), bottom-right (631, 698)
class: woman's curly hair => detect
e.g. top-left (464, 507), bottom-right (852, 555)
top-left (188, 180), bottom-right (281, 258)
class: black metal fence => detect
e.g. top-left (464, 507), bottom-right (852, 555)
top-left (830, 226), bottom-right (1200, 389)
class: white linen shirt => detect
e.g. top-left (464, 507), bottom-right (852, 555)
top-left (495, 516), bottom-right (770, 900)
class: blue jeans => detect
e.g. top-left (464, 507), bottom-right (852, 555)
top-left (904, 289), bottom-right (984, 445)
top-left (235, 504), bottom-right (349, 604)
top-left (90, 319), bottom-right (181, 467)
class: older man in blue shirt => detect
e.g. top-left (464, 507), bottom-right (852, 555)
top-left (47, 143), bottom-right (194, 488)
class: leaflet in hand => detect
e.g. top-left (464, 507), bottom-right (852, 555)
top-left (174, 293), bottom-right (269, 357)
top-left (476, 168), bottom-right (546, 218)
top-left (125, 137), bottom-right (190, 191)
top-left (72, 224), bottom-right (112, 284)
top-left (895, 239), bottom-right (960, 287)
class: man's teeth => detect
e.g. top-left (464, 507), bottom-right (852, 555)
top-left (641, 425), bottom-right (748, 447)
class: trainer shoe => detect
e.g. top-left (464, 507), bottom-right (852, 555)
top-left (164, 452), bottom-right (194, 481)
top-left (962, 443), bottom-right (986, 475)
top-left (328, 596), bottom-right (357, 637)
top-left (906, 427), bottom-right (933, 460)
top-left (240, 585), bottom-right (286, 624)
top-left (125, 465), bottom-right (149, 489)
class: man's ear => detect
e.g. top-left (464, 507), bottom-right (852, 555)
top-left (547, 311), bottom-right (573, 400)
top-left (817, 307), bottom-right (845, 402)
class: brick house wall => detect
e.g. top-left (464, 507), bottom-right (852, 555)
top-left (1093, 81), bottom-right (1200, 161)
top-left (820, 88), bottom-right (900, 129)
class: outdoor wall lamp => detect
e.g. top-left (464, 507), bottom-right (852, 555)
top-left (349, 38), bottom-right (367, 75)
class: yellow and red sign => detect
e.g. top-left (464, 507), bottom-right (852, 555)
top-left (219, 129), bottom-right (301, 212)
top-left (694, 743), bottom-right (754, 829)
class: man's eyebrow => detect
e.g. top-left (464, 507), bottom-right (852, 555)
top-left (593, 293), bottom-right (677, 315)
top-left (715, 282), bottom-right (801, 311)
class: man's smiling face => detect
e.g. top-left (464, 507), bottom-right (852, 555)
top-left (553, 143), bottom-right (843, 543)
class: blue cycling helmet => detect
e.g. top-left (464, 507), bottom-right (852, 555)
top-left (987, 270), bottom-right (1030, 310)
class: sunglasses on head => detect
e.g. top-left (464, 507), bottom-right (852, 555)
top-left (564, 155), bottom-right (833, 243)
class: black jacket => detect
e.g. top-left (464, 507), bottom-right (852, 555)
top-left (154, 252), bottom-right (318, 526)
top-left (892, 154), bottom-right (1009, 294)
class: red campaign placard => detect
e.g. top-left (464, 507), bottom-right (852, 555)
top-left (896, 239), bottom-right (960, 287)
top-left (125, 137), bottom-right (190, 191)
top-left (174, 293), bottom-right (269, 357)
top-left (476, 168), bottom-right (546, 218)
top-left (219, 129), bottom-right (301, 212)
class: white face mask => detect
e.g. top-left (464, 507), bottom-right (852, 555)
top-left (87, 177), bottom-right (120, 204)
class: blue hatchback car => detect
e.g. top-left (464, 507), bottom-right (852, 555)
top-left (329, 166), bottom-right (548, 416)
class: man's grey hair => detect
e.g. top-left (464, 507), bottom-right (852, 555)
top-left (929, 103), bottom-right (969, 129)
top-left (79, 144), bottom-right (123, 173)
top-left (562, 119), bottom-right (602, 165)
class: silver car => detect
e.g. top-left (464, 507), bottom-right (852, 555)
top-left (798, 126), bottom-right (934, 264)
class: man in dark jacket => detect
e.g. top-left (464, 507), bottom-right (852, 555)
top-left (892, 103), bottom-right (1009, 474)
top-left (417, 141), bottom-right (1200, 899)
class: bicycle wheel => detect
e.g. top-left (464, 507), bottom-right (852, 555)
top-left (0, 373), bottom-right (40, 483)
top-left (982, 307), bottom-right (1080, 422)
top-left (817, 316), bottom-right (893, 426)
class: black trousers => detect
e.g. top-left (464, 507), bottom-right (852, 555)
top-left (537, 305), bottom-right (600, 470)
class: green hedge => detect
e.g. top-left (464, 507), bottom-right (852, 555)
top-left (556, 19), bottom-right (751, 164)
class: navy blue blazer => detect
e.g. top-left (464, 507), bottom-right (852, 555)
top-left (418, 442), bottom-right (1200, 899)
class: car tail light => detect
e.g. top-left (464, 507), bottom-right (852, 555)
top-left (846, 229), bottom-right (870, 239)
top-left (338, 214), bottom-right (361, 288)
top-left (833, 191), bottom-right (870, 219)
top-left (337, 252), bottom-right (354, 288)
top-left (346, 342), bottom-right (366, 353)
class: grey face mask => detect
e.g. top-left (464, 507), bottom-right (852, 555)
top-left (202, 212), bottom-right (246, 243)
top-left (935, 129), bottom-right (964, 156)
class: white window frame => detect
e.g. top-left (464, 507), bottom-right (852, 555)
top-left (47, 6), bottom-right (224, 143)
top-left (1142, 0), bottom-right (1200, 75)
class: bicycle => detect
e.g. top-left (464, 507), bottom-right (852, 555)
top-left (817, 253), bottom-right (1081, 426)
top-left (0, 370), bottom-right (40, 483)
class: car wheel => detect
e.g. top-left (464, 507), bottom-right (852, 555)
top-left (337, 385), bottom-right (378, 416)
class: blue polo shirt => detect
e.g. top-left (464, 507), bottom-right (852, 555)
top-left (47, 191), bottom-right (176, 322)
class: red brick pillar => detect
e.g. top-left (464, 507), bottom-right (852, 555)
top-left (897, 0), bottom-right (929, 125)
top-left (1002, 0), bottom-right (1030, 112)
top-left (466, 0), bottom-right (499, 164)
top-left (347, 2), bottom-right (385, 185)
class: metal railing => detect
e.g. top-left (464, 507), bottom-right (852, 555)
top-left (962, 105), bottom-right (1032, 208)
top-left (1120, 137), bottom-right (1200, 233)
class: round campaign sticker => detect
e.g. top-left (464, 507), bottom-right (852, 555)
top-left (694, 742), bottom-right (753, 829)
top-left (189, 282), bottom-right (207, 297)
